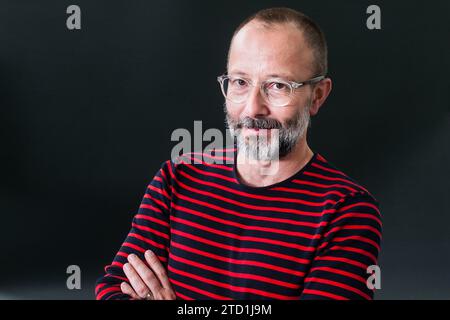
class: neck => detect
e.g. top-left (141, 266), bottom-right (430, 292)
top-left (236, 137), bottom-right (314, 187)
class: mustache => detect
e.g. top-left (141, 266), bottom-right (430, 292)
top-left (235, 117), bottom-right (283, 130)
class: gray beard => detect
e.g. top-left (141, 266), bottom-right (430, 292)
top-left (224, 99), bottom-right (311, 161)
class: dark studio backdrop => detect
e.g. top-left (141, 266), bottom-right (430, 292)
top-left (0, 0), bottom-right (449, 299)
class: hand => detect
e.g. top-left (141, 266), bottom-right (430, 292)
top-left (120, 250), bottom-right (176, 300)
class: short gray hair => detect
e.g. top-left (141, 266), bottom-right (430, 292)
top-left (229, 7), bottom-right (328, 76)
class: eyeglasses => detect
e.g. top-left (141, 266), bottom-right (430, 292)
top-left (217, 74), bottom-right (325, 107)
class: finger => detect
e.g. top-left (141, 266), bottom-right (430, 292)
top-left (127, 254), bottom-right (162, 294)
top-left (120, 281), bottom-right (140, 300)
top-left (123, 262), bottom-right (151, 299)
top-left (144, 250), bottom-right (174, 290)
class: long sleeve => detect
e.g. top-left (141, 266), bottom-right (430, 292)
top-left (95, 160), bottom-right (174, 300)
top-left (299, 192), bottom-right (382, 300)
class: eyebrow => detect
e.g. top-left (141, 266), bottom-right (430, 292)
top-left (228, 70), bottom-right (296, 81)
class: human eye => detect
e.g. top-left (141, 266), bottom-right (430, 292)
top-left (266, 80), bottom-right (290, 93)
top-left (229, 77), bottom-right (248, 89)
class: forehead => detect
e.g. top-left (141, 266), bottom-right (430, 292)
top-left (228, 21), bottom-right (314, 79)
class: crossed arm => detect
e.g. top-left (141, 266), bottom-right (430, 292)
top-left (95, 161), bottom-right (382, 300)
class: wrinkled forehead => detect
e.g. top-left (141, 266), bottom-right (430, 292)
top-left (227, 21), bottom-right (315, 80)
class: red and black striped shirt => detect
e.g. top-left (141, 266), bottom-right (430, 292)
top-left (95, 148), bottom-right (382, 300)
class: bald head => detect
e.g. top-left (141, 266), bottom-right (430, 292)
top-left (227, 7), bottom-right (328, 77)
top-left (228, 20), bottom-right (315, 80)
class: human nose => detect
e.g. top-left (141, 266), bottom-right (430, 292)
top-left (242, 83), bottom-right (270, 118)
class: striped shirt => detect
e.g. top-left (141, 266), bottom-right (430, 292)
top-left (95, 148), bottom-right (382, 300)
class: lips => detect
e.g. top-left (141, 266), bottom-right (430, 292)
top-left (243, 127), bottom-right (274, 134)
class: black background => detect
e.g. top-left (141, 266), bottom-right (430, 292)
top-left (0, 0), bottom-right (449, 299)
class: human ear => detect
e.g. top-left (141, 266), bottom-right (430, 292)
top-left (309, 78), bottom-right (332, 116)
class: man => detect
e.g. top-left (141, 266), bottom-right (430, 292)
top-left (95, 7), bottom-right (382, 300)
